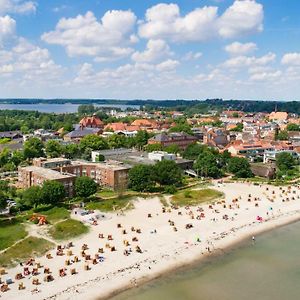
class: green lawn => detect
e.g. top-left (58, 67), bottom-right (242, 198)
top-left (0, 237), bottom-right (54, 267)
top-left (86, 195), bottom-right (135, 212)
top-left (0, 219), bottom-right (27, 251)
top-left (171, 188), bottom-right (224, 206)
top-left (41, 207), bottom-right (70, 223)
top-left (49, 219), bottom-right (89, 241)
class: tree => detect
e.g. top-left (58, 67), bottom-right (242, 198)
top-left (153, 160), bottom-right (182, 186)
top-left (23, 137), bottom-right (44, 159)
top-left (228, 157), bottom-right (253, 178)
top-left (183, 143), bottom-right (207, 160)
top-left (276, 152), bottom-right (296, 172)
top-left (75, 177), bottom-right (98, 198)
top-left (231, 123), bottom-right (243, 132)
top-left (63, 143), bottom-right (81, 159)
top-left (78, 104), bottom-right (96, 115)
top-left (134, 130), bottom-right (150, 150)
top-left (276, 130), bottom-right (289, 141)
top-left (45, 140), bottom-right (62, 158)
top-left (286, 123), bottom-right (300, 131)
top-left (20, 186), bottom-right (42, 208)
top-left (164, 144), bottom-right (180, 154)
top-left (0, 148), bottom-right (10, 167)
top-left (10, 150), bottom-right (24, 167)
top-left (194, 151), bottom-right (223, 178)
top-left (41, 181), bottom-right (66, 205)
top-left (169, 123), bottom-right (193, 135)
top-left (129, 165), bottom-right (155, 192)
top-left (0, 193), bottom-right (6, 210)
top-left (144, 143), bottom-right (163, 152)
top-left (107, 134), bottom-right (127, 149)
top-left (79, 134), bottom-right (108, 151)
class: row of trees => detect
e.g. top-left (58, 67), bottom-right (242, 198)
top-left (129, 160), bottom-right (182, 192)
top-left (19, 176), bottom-right (97, 210)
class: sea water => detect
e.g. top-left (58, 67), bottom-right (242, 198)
top-left (111, 221), bottom-right (300, 300)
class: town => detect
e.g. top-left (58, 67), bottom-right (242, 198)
top-left (1, 101), bottom-right (300, 298)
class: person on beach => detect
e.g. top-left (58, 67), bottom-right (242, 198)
top-left (252, 236), bottom-right (256, 244)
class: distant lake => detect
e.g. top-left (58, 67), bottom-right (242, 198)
top-left (0, 103), bottom-right (140, 113)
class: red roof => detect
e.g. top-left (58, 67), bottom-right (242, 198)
top-left (80, 115), bottom-right (103, 128)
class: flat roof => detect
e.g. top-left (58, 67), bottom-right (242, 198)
top-left (21, 166), bottom-right (76, 180)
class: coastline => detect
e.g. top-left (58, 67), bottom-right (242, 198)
top-left (89, 211), bottom-right (300, 300)
top-left (3, 182), bottom-right (300, 300)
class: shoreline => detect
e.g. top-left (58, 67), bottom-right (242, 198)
top-left (91, 210), bottom-right (300, 300)
top-left (3, 182), bottom-right (300, 300)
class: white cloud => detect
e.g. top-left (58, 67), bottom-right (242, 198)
top-left (225, 41), bottom-right (257, 56)
top-left (138, 1), bottom-right (263, 43)
top-left (0, 0), bottom-right (36, 15)
top-left (156, 59), bottom-right (179, 72)
top-left (42, 10), bottom-right (137, 61)
top-left (218, 0), bottom-right (263, 38)
top-left (281, 53), bottom-right (300, 66)
top-left (0, 15), bottom-right (16, 46)
top-left (183, 51), bottom-right (202, 61)
top-left (0, 38), bottom-right (62, 82)
top-left (131, 39), bottom-right (172, 63)
top-left (250, 70), bottom-right (281, 81)
top-left (223, 52), bottom-right (276, 68)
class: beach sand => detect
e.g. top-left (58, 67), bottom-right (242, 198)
top-left (2, 182), bottom-right (300, 300)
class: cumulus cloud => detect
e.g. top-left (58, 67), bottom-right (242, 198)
top-left (0, 0), bottom-right (36, 15)
top-left (138, 1), bottom-right (263, 42)
top-left (131, 39), bottom-right (172, 63)
top-left (218, 0), bottom-right (263, 38)
top-left (0, 15), bottom-right (16, 46)
top-left (225, 41), bottom-right (257, 56)
top-left (281, 53), bottom-right (300, 66)
top-left (223, 52), bottom-right (276, 68)
top-left (250, 70), bottom-right (281, 81)
top-left (0, 38), bottom-right (62, 81)
top-left (182, 51), bottom-right (202, 61)
top-left (42, 10), bottom-right (137, 61)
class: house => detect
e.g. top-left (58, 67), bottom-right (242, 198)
top-left (203, 128), bottom-right (229, 149)
top-left (103, 123), bottom-right (139, 136)
top-left (79, 115), bottom-right (104, 129)
top-left (131, 119), bottom-right (160, 131)
top-left (268, 111), bottom-right (288, 124)
top-left (64, 128), bottom-right (101, 142)
top-left (148, 132), bottom-right (197, 150)
top-left (0, 131), bottom-right (23, 140)
top-left (225, 140), bottom-right (274, 158)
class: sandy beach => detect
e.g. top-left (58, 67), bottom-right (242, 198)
top-left (2, 182), bottom-right (300, 300)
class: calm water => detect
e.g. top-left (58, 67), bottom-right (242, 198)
top-left (111, 221), bottom-right (300, 300)
top-left (0, 103), bottom-right (139, 113)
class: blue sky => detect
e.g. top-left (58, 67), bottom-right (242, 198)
top-left (0, 0), bottom-right (300, 100)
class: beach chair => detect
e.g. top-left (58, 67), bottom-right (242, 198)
top-left (0, 269), bottom-right (6, 275)
top-left (15, 273), bottom-right (23, 280)
top-left (5, 278), bottom-right (13, 285)
top-left (18, 282), bottom-right (25, 290)
top-left (70, 268), bottom-right (76, 275)
top-left (46, 253), bottom-right (53, 259)
top-left (98, 248), bottom-right (104, 253)
top-left (32, 278), bottom-right (39, 285)
top-left (0, 284), bottom-right (9, 292)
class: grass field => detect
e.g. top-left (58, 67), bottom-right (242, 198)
top-left (0, 237), bottom-right (54, 267)
top-left (171, 188), bottom-right (224, 206)
top-left (49, 219), bottom-right (89, 241)
top-left (86, 195), bottom-right (136, 212)
top-left (0, 219), bottom-right (27, 251)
